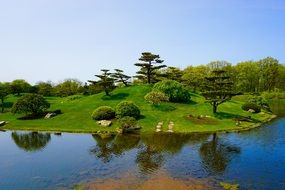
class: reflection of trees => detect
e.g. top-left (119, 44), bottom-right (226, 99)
top-left (11, 132), bottom-right (51, 152)
top-left (199, 135), bottom-right (240, 174)
top-left (90, 134), bottom-right (140, 163)
top-left (136, 133), bottom-right (209, 174)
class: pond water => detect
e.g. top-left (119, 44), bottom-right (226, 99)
top-left (0, 107), bottom-right (284, 189)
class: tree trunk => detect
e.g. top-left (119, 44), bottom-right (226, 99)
top-left (105, 90), bottom-right (110, 96)
top-left (1, 98), bottom-right (4, 113)
top-left (213, 102), bottom-right (217, 113)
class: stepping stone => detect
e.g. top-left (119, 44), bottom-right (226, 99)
top-left (155, 121), bottom-right (163, 132)
top-left (167, 121), bottom-right (174, 132)
top-left (0, 121), bottom-right (6, 127)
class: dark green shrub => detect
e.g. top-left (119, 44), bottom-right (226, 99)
top-left (144, 91), bottom-right (169, 105)
top-left (118, 116), bottom-right (137, 129)
top-left (153, 80), bottom-right (190, 103)
top-left (11, 94), bottom-right (50, 116)
top-left (92, 106), bottom-right (115, 120)
top-left (116, 101), bottom-right (140, 119)
top-left (242, 102), bottom-right (261, 113)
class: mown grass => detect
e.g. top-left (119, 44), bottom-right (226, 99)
top-left (0, 85), bottom-right (274, 133)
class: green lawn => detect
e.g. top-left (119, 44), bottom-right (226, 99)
top-left (0, 85), bottom-right (274, 133)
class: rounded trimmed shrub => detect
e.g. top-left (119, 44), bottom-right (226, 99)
top-left (144, 91), bottom-right (169, 105)
top-left (116, 101), bottom-right (140, 119)
top-left (118, 116), bottom-right (137, 129)
top-left (92, 106), bottom-right (115, 120)
top-left (241, 102), bottom-right (261, 113)
top-left (153, 80), bottom-right (190, 103)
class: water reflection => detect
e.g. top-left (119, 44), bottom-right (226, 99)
top-left (199, 135), bottom-right (240, 174)
top-left (11, 132), bottom-right (51, 152)
top-left (90, 134), bottom-right (140, 163)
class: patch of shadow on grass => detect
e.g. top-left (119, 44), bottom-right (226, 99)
top-left (2, 102), bottom-right (13, 108)
top-left (188, 100), bottom-right (197, 105)
top-left (138, 115), bottom-right (146, 120)
top-left (101, 93), bottom-right (129, 101)
top-left (153, 104), bottom-right (176, 112)
top-left (214, 112), bottom-right (260, 123)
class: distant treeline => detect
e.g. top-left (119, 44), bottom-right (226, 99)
top-left (0, 56), bottom-right (284, 98)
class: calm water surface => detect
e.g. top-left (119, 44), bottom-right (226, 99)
top-left (0, 107), bottom-right (284, 189)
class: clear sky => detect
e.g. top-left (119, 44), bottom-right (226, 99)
top-left (0, 0), bottom-right (285, 84)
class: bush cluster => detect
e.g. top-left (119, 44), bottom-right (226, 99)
top-left (115, 101), bottom-right (140, 119)
top-left (91, 106), bottom-right (116, 120)
top-left (241, 102), bottom-right (261, 113)
top-left (144, 91), bottom-right (169, 105)
top-left (153, 80), bottom-right (190, 103)
top-left (118, 116), bottom-right (137, 129)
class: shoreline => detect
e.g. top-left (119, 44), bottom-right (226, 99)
top-left (1, 114), bottom-right (278, 135)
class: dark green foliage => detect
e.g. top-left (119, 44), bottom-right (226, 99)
top-left (134, 52), bottom-right (166, 84)
top-left (242, 102), bottom-right (261, 113)
top-left (202, 69), bottom-right (237, 113)
top-left (11, 94), bottom-right (50, 116)
top-left (118, 116), bottom-right (137, 129)
top-left (116, 101), bottom-right (140, 119)
top-left (0, 82), bottom-right (10, 112)
top-left (88, 69), bottom-right (115, 96)
top-left (10, 79), bottom-right (31, 95)
top-left (153, 80), bottom-right (190, 103)
top-left (111, 69), bottom-right (131, 86)
top-left (144, 91), bottom-right (169, 105)
top-left (92, 106), bottom-right (116, 120)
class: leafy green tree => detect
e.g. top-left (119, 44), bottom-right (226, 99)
top-left (258, 57), bottom-right (279, 91)
top-left (54, 79), bottom-right (82, 97)
top-left (35, 81), bottom-right (53, 96)
top-left (10, 79), bottom-right (31, 96)
top-left (201, 69), bottom-right (237, 113)
top-left (182, 65), bottom-right (209, 91)
top-left (11, 94), bottom-right (50, 116)
top-left (160, 66), bottom-right (183, 82)
top-left (0, 82), bottom-right (10, 112)
top-left (111, 69), bottom-right (131, 87)
top-left (134, 52), bottom-right (166, 84)
top-left (88, 69), bottom-right (115, 96)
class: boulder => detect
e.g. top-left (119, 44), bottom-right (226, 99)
top-left (248, 109), bottom-right (256, 113)
top-left (0, 121), bottom-right (6, 127)
top-left (97, 120), bottom-right (112, 127)
top-left (44, 113), bottom-right (56, 119)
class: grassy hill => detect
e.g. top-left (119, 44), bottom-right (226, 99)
top-left (0, 85), bottom-right (274, 133)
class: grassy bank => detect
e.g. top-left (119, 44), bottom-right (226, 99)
top-left (0, 85), bottom-right (274, 134)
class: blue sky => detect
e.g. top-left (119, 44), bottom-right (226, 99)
top-left (0, 0), bottom-right (284, 84)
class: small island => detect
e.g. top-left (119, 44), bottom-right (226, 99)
top-left (0, 53), bottom-right (281, 135)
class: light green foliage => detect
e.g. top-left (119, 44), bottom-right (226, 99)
top-left (54, 79), bottom-right (82, 97)
top-left (153, 80), bottom-right (190, 103)
top-left (35, 81), bottom-right (53, 96)
top-left (182, 65), bottom-right (209, 91)
top-left (144, 91), bottom-right (169, 105)
top-left (92, 106), bottom-right (116, 120)
top-left (116, 101), bottom-right (140, 119)
top-left (11, 94), bottom-right (50, 116)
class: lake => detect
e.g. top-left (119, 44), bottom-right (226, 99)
top-left (0, 106), bottom-right (284, 189)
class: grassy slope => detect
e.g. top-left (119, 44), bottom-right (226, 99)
top-left (0, 85), bottom-right (274, 133)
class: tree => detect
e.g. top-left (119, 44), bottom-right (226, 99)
top-left (54, 79), bottom-right (82, 97)
top-left (10, 79), bottom-right (31, 96)
top-left (35, 81), bottom-right (53, 96)
top-left (258, 57), bottom-right (279, 91)
top-left (182, 65), bottom-right (210, 91)
top-left (134, 52), bottom-right (166, 84)
top-left (201, 69), bottom-right (237, 113)
top-left (88, 69), bottom-right (115, 96)
top-left (11, 94), bottom-right (50, 116)
top-left (160, 66), bottom-right (183, 82)
top-left (111, 69), bottom-right (131, 87)
top-left (0, 82), bottom-right (10, 112)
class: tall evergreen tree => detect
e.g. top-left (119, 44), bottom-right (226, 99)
top-left (201, 69), bottom-right (237, 113)
top-left (0, 82), bottom-right (10, 113)
top-left (111, 69), bottom-right (131, 87)
top-left (134, 52), bottom-right (166, 84)
top-left (88, 69), bottom-right (115, 96)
